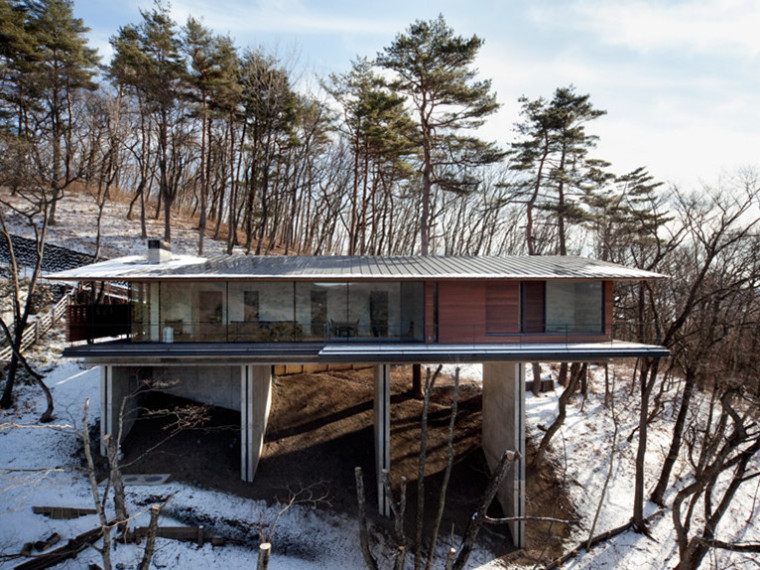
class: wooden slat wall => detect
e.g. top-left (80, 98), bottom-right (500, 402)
top-left (521, 281), bottom-right (545, 333)
top-left (437, 281), bottom-right (486, 343)
top-left (67, 304), bottom-right (131, 342)
top-left (486, 282), bottom-right (520, 334)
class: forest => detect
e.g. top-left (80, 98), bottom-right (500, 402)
top-left (2, 1), bottom-right (760, 569)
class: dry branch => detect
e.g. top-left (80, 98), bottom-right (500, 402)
top-left (452, 449), bottom-right (521, 570)
top-left (354, 466), bottom-right (378, 570)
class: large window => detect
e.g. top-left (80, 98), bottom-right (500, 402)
top-left (129, 280), bottom-right (425, 343)
top-left (520, 281), bottom-right (603, 334)
top-left (545, 281), bottom-right (603, 333)
top-left (294, 281), bottom-right (424, 341)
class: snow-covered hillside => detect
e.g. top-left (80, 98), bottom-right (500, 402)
top-left (2, 188), bottom-right (759, 569)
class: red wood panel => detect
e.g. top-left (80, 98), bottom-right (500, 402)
top-left (521, 281), bottom-right (545, 333)
top-left (437, 281), bottom-right (486, 343)
top-left (604, 281), bottom-right (614, 338)
top-left (67, 304), bottom-right (131, 342)
top-left (486, 282), bottom-right (520, 334)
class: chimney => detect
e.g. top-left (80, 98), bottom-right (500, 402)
top-left (147, 239), bottom-right (172, 264)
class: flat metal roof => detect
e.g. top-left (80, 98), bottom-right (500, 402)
top-left (46, 254), bottom-right (666, 282)
top-left (62, 340), bottom-right (669, 364)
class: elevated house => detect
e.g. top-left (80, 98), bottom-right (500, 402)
top-left (47, 241), bottom-right (668, 547)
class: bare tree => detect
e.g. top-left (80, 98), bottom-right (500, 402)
top-left (0, 183), bottom-right (55, 417)
top-left (671, 388), bottom-right (760, 569)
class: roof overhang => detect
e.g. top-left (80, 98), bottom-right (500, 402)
top-left (45, 254), bottom-right (668, 282)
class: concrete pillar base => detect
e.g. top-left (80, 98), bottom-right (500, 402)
top-left (99, 365), bottom-right (141, 456)
top-left (482, 361), bottom-right (526, 548)
top-left (374, 364), bottom-right (391, 516)
top-left (241, 365), bottom-right (272, 482)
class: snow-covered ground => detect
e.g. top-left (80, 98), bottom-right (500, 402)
top-left (527, 364), bottom-right (760, 569)
top-left (4, 350), bottom-right (759, 568)
top-left (0, 338), bottom-right (500, 569)
top-left (2, 186), bottom-right (245, 259)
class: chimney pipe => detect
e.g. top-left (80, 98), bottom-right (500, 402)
top-left (147, 239), bottom-right (171, 264)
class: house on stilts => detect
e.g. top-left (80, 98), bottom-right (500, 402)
top-left (47, 240), bottom-right (668, 547)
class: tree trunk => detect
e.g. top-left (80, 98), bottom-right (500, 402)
top-left (256, 542), bottom-right (271, 570)
top-left (534, 363), bottom-right (586, 465)
top-left (633, 358), bottom-right (660, 532)
top-left (138, 505), bottom-right (161, 570)
top-left (425, 370), bottom-right (459, 570)
top-left (452, 449), bottom-right (521, 570)
top-left (414, 365), bottom-right (441, 570)
top-left (650, 368), bottom-right (696, 505)
top-left (354, 467), bottom-right (379, 570)
top-left (531, 362), bottom-right (542, 396)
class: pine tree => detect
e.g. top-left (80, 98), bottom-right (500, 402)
top-left (377, 15), bottom-right (504, 254)
top-left (238, 50), bottom-right (298, 254)
top-left (0, 0), bottom-right (98, 410)
top-left (183, 18), bottom-right (239, 255)
top-left (325, 57), bottom-right (416, 254)
top-left (509, 86), bottom-right (606, 255)
top-left (110, 1), bottom-right (186, 242)
top-left (0, 0), bottom-right (38, 135)
top-left (24, 0), bottom-right (99, 223)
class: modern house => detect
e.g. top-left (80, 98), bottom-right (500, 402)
top-left (47, 242), bottom-right (668, 547)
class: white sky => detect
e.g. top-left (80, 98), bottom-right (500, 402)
top-left (73, 0), bottom-right (760, 190)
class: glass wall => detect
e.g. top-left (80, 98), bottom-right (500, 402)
top-left (130, 282), bottom-right (150, 341)
top-left (130, 280), bottom-right (425, 343)
top-left (545, 281), bottom-right (603, 333)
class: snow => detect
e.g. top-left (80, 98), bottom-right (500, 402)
top-left (2, 186), bottom-right (246, 259)
top-left (525, 364), bottom-right (760, 569)
top-left (5, 353), bottom-right (756, 569)
top-left (0, 342), bottom-right (500, 569)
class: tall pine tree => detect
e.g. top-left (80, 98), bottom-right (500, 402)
top-left (377, 15), bottom-right (503, 254)
top-left (110, 2), bottom-right (186, 242)
top-left (509, 86), bottom-right (606, 255)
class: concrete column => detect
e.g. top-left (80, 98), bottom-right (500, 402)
top-left (482, 361), bottom-right (526, 548)
top-left (149, 283), bottom-right (160, 341)
top-left (100, 365), bottom-right (112, 456)
top-left (241, 364), bottom-right (272, 482)
top-left (374, 364), bottom-right (391, 516)
top-left (99, 365), bottom-right (140, 456)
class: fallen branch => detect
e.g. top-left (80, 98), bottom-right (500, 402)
top-left (546, 511), bottom-right (664, 569)
top-left (698, 538), bottom-right (760, 553)
top-left (32, 506), bottom-right (97, 519)
top-left (13, 527), bottom-right (103, 570)
top-left (483, 515), bottom-right (576, 526)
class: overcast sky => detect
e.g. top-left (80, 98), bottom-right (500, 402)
top-left (73, 0), bottom-right (760, 190)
